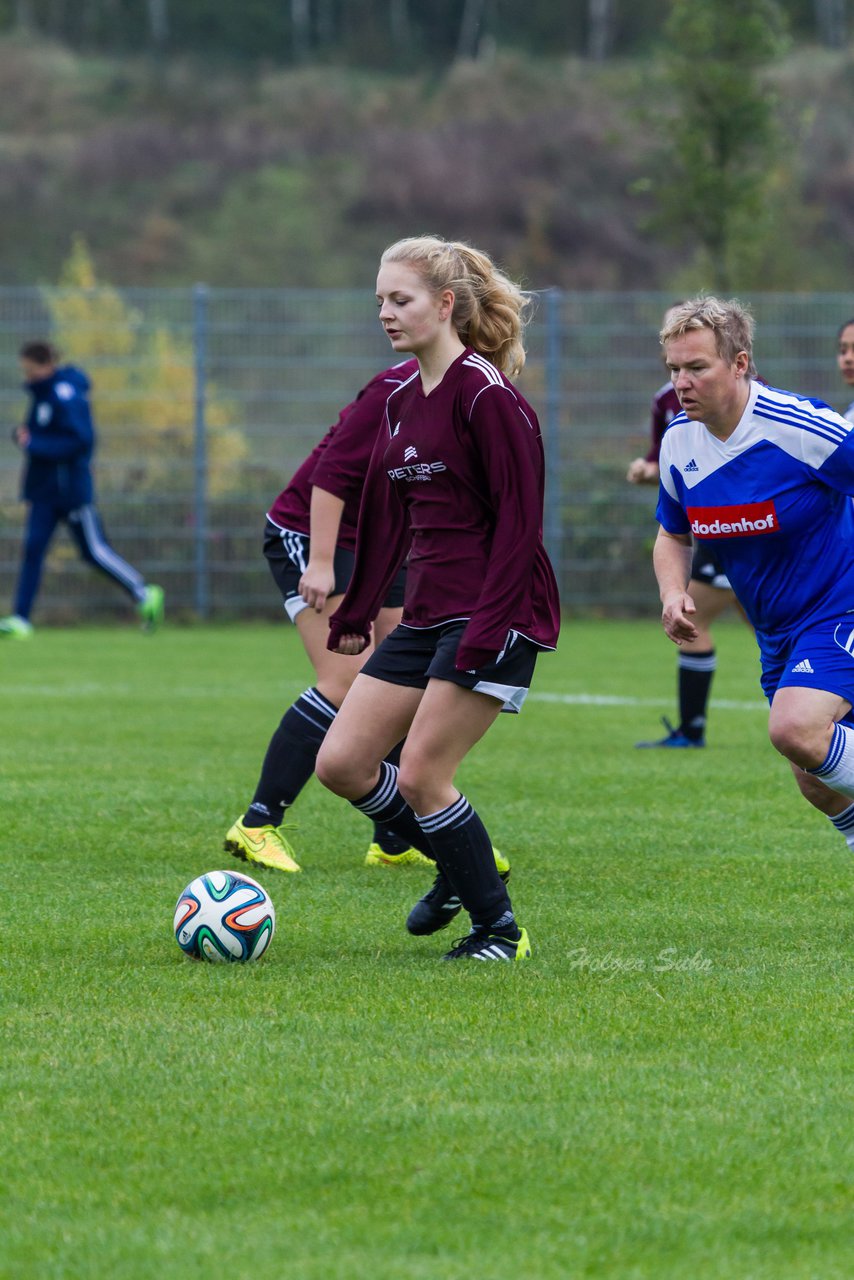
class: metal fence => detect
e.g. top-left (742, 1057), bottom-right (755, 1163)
top-left (1, 287), bottom-right (852, 623)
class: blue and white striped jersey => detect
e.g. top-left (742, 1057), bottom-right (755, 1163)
top-left (656, 379), bottom-right (854, 664)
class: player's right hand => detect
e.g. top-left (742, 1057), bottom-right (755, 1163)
top-left (331, 633), bottom-right (367, 656)
top-left (298, 561), bottom-right (336, 612)
top-left (661, 590), bottom-right (698, 645)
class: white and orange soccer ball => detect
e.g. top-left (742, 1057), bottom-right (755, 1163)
top-left (173, 869), bottom-right (275, 963)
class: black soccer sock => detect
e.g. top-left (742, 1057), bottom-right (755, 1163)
top-left (417, 796), bottom-right (515, 934)
top-left (678, 649), bottom-right (716, 741)
top-left (351, 762), bottom-right (435, 858)
top-left (244, 687), bottom-right (338, 828)
top-left (371, 740), bottom-right (421, 854)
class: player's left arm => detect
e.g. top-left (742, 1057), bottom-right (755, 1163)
top-left (327, 430), bottom-right (409, 654)
top-left (456, 387), bottom-right (543, 670)
top-left (812, 417), bottom-right (854, 494)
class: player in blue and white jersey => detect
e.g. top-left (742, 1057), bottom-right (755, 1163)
top-left (837, 318), bottom-right (854, 423)
top-left (653, 295), bottom-right (854, 854)
top-left (629, 303), bottom-right (748, 749)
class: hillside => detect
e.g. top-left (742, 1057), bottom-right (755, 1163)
top-left (0, 36), bottom-right (852, 291)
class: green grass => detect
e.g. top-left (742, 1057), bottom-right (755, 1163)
top-left (1, 620), bottom-right (851, 1280)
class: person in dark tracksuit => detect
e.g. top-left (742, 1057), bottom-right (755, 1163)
top-left (0, 340), bottom-right (163, 637)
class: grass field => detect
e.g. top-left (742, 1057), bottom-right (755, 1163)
top-left (1, 619), bottom-right (851, 1280)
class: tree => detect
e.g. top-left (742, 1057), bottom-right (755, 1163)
top-left (587, 0), bottom-right (616, 61)
top-left (456, 0), bottom-right (488, 59)
top-left (146, 0), bottom-right (169, 48)
top-left (43, 238), bottom-right (246, 498)
top-left (814, 0), bottom-right (846, 46)
top-left (656, 0), bottom-right (789, 291)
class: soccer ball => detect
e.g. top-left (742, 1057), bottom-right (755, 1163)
top-left (174, 869), bottom-right (275, 963)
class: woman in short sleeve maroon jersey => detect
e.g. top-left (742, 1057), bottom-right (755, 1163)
top-left (316, 236), bottom-right (560, 962)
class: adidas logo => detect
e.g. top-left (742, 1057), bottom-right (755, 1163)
top-left (404, 445), bottom-right (418, 462)
top-left (684, 458), bottom-right (699, 472)
top-left (791, 658), bottom-right (814, 674)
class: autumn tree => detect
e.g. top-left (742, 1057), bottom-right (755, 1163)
top-left (656, 0), bottom-right (789, 291)
top-left (43, 238), bottom-right (246, 498)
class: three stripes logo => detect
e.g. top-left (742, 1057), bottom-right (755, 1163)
top-left (791, 658), bottom-right (814, 674)
top-left (684, 458), bottom-right (699, 472)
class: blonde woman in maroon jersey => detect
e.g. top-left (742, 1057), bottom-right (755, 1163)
top-left (316, 236), bottom-right (560, 962)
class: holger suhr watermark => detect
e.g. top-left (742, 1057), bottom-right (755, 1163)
top-left (567, 946), bottom-right (713, 980)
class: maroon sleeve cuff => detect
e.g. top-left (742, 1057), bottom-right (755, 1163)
top-left (327, 616), bottom-right (371, 653)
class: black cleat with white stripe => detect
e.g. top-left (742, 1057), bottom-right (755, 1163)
top-left (406, 865), bottom-right (511, 936)
top-left (441, 926), bottom-right (532, 962)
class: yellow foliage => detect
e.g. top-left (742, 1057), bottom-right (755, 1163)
top-left (43, 239), bottom-right (247, 497)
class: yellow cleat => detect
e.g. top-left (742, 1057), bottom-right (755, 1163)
top-left (224, 816), bottom-right (301, 873)
top-left (492, 847), bottom-right (510, 877)
top-left (364, 842), bottom-right (433, 868)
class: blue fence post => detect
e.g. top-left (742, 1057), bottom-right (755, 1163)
top-left (543, 287), bottom-right (563, 572)
top-left (192, 283), bottom-right (209, 619)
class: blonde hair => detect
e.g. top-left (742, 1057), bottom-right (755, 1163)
top-left (661, 295), bottom-right (757, 377)
top-left (380, 235), bottom-right (531, 377)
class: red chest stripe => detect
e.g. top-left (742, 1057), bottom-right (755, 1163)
top-left (687, 501), bottom-right (779, 538)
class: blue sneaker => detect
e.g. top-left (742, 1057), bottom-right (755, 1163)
top-left (635, 717), bottom-right (704, 749)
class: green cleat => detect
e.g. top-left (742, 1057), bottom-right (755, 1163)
top-left (0, 615), bottom-right (34, 639)
top-left (364, 842), bottom-right (433, 868)
top-left (442, 926), bottom-right (532, 962)
top-left (138, 584), bottom-right (165, 631)
top-left (224, 816), bottom-right (301, 873)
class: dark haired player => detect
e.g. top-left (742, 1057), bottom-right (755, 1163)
top-left (837, 318), bottom-right (854, 423)
top-left (0, 340), bottom-right (163, 638)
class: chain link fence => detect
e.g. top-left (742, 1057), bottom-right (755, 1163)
top-left (1, 287), bottom-right (852, 623)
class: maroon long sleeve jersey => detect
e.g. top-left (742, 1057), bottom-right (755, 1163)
top-left (267, 360), bottom-right (419, 550)
top-left (329, 347), bottom-right (561, 672)
top-left (645, 381), bottom-right (682, 465)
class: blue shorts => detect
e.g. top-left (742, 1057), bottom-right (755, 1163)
top-left (359, 620), bottom-right (540, 713)
top-left (761, 615), bottom-right (854, 721)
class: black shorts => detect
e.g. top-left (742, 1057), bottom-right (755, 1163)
top-left (264, 520), bottom-right (406, 621)
top-left (691, 543), bottom-right (732, 591)
top-left (359, 620), bottom-right (541, 713)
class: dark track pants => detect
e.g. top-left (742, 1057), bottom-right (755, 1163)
top-left (13, 501), bottom-right (146, 620)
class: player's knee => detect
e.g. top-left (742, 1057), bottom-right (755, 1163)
top-left (314, 740), bottom-right (351, 796)
top-left (396, 753), bottom-right (434, 815)
top-left (315, 737), bottom-right (376, 800)
top-left (768, 714), bottom-right (826, 770)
